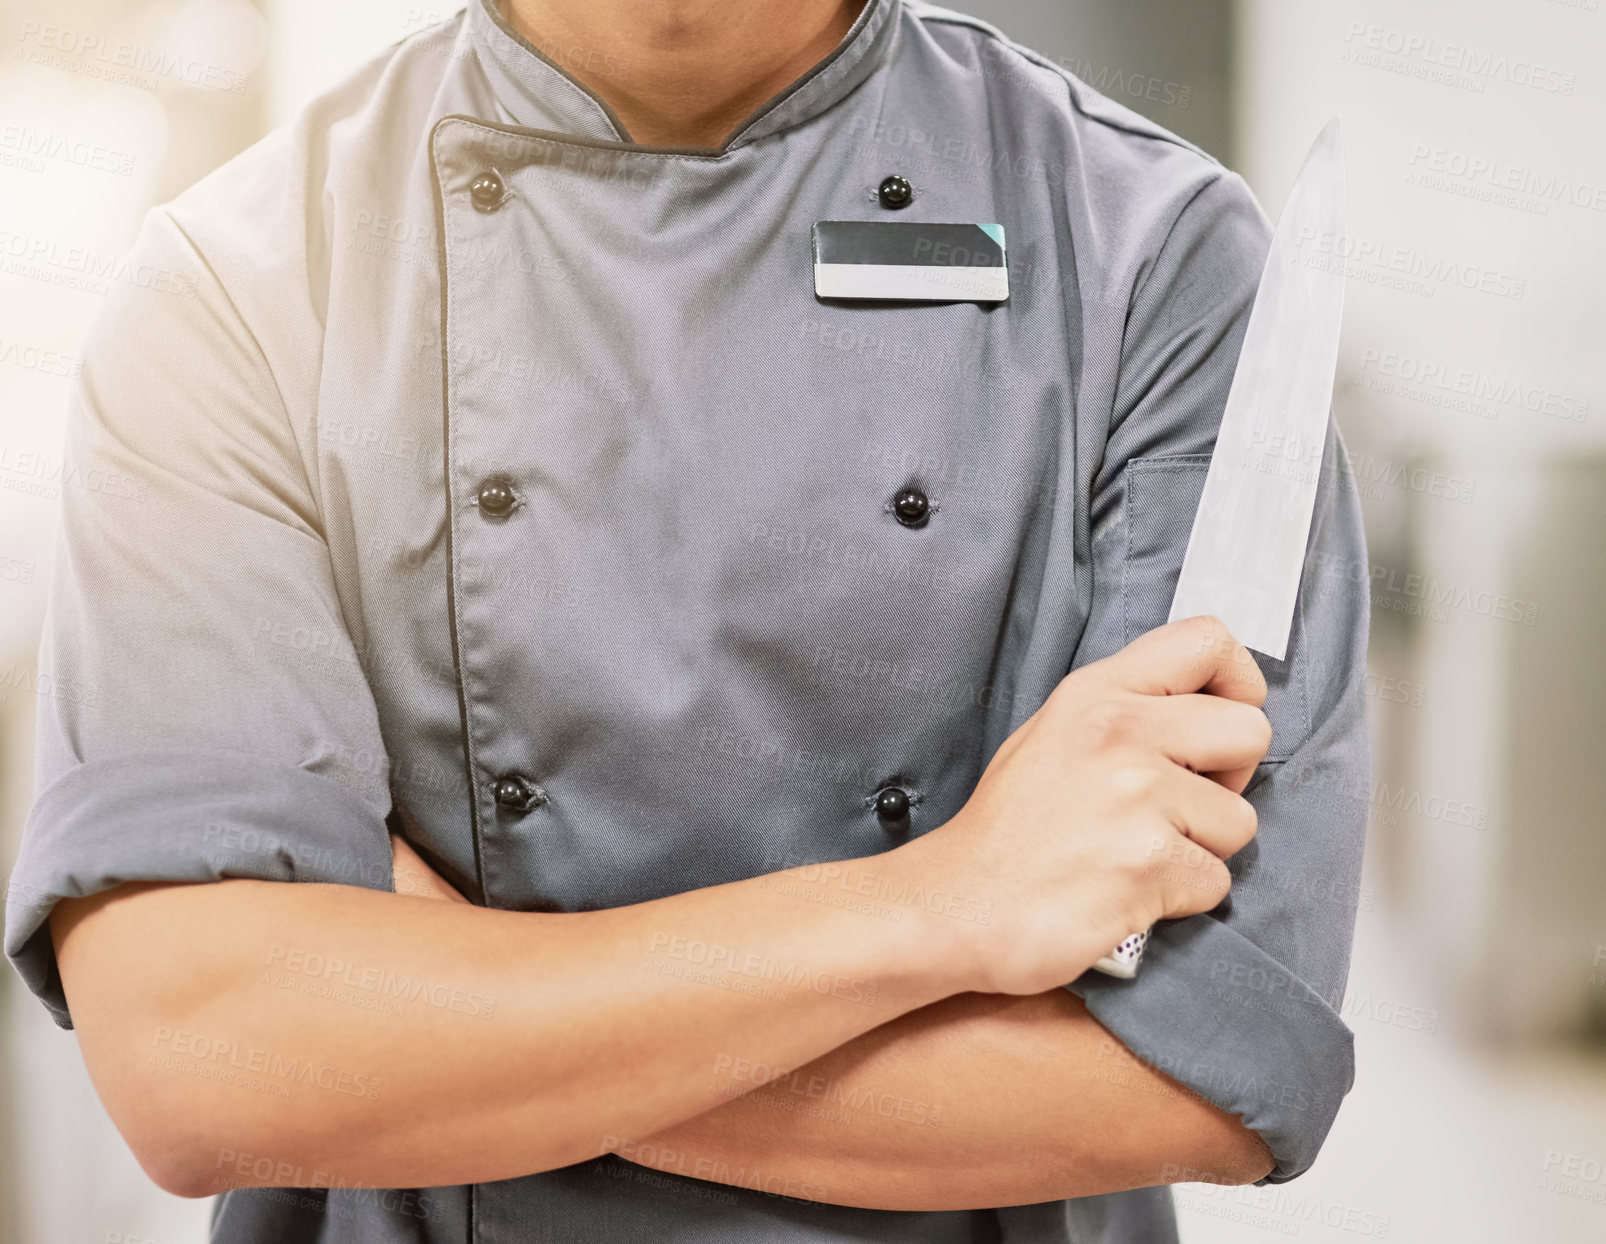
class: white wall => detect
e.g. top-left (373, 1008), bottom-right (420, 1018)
top-left (1175, 6), bottom-right (1606, 1238)
top-left (1235, 0), bottom-right (1605, 1032)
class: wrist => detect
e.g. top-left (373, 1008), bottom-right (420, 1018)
top-left (760, 838), bottom-right (984, 1004)
top-left (868, 826), bottom-right (998, 997)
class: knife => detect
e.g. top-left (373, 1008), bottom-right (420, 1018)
top-left (1092, 117), bottom-right (1348, 979)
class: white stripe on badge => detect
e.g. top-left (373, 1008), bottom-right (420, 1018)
top-left (813, 262), bottom-right (1009, 302)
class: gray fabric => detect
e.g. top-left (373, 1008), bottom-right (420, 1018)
top-left (3, 0), bottom-right (1371, 1239)
top-left (1066, 426), bottom-right (1369, 1185)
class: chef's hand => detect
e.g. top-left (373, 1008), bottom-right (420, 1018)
top-left (902, 614), bottom-right (1271, 997)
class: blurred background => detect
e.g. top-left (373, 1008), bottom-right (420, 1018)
top-left (1, 0), bottom-right (1603, 1240)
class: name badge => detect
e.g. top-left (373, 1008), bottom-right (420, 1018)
top-left (812, 221), bottom-right (1008, 302)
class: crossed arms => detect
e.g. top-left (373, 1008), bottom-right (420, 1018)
top-left (50, 619), bottom-right (1277, 1204)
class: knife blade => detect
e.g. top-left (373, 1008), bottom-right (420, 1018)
top-left (1092, 117), bottom-right (1348, 979)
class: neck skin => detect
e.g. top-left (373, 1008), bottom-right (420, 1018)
top-left (499, 0), bottom-right (868, 147)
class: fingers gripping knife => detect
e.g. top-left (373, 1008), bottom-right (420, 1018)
top-left (1092, 119), bottom-right (1349, 979)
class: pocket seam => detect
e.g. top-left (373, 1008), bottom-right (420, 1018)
top-left (1122, 454), bottom-right (1214, 652)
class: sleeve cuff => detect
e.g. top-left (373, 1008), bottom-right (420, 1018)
top-left (1066, 913), bottom-right (1355, 1183)
top-left (4, 751), bottom-right (395, 1030)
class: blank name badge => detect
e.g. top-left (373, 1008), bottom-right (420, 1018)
top-left (813, 221), bottom-right (1009, 302)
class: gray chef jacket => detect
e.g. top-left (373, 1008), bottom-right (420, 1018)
top-left (3, 0), bottom-right (1372, 1240)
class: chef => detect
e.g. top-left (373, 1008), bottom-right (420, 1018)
top-left (4, 0), bottom-right (1371, 1241)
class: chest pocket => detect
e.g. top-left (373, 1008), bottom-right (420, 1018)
top-left (1122, 454), bottom-right (1311, 763)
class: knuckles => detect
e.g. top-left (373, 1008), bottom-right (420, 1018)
top-left (1078, 697), bottom-right (1145, 749)
top-left (1107, 762), bottom-right (1162, 801)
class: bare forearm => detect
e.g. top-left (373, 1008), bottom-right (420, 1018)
top-left (630, 989), bottom-right (1275, 1209)
top-left (51, 854), bottom-right (965, 1197)
top-left (52, 621), bottom-right (1283, 1203)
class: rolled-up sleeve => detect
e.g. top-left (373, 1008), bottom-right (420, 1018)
top-left (1065, 169), bottom-right (1371, 1182)
top-left (4, 206), bottom-right (395, 1030)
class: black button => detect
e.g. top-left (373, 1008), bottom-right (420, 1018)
top-left (470, 170), bottom-right (506, 212)
top-left (875, 786), bottom-right (912, 826)
top-left (893, 487), bottom-right (930, 528)
top-left (476, 477), bottom-right (517, 518)
top-left (878, 175), bottom-right (913, 210)
top-left (493, 774), bottom-right (546, 813)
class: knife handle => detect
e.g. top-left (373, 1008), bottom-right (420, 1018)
top-left (1092, 928), bottom-right (1150, 979)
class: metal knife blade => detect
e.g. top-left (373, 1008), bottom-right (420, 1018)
top-left (1167, 116), bottom-right (1348, 660)
top-left (1092, 118), bottom-right (1348, 979)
